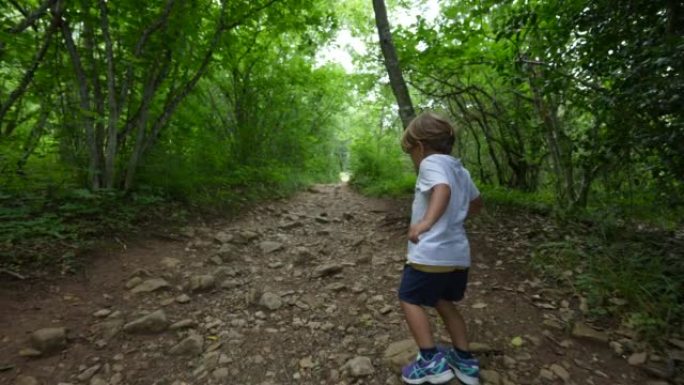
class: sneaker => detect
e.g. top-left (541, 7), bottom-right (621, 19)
top-left (401, 352), bottom-right (455, 384)
top-left (439, 346), bottom-right (480, 385)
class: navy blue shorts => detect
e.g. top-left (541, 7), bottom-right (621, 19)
top-left (398, 265), bottom-right (469, 307)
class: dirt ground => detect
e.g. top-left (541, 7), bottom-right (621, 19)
top-left (0, 184), bottom-right (666, 385)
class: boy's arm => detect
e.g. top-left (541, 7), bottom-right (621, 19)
top-left (467, 195), bottom-right (483, 217)
top-left (409, 184), bottom-right (450, 243)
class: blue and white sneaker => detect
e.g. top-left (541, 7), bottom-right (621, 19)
top-left (439, 346), bottom-right (480, 385)
top-left (401, 352), bottom-right (455, 384)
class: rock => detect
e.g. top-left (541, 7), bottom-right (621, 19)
top-left (240, 230), bottom-right (259, 241)
top-left (539, 368), bottom-right (555, 381)
top-left (480, 369), bottom-right (501, 384)
top-left (175, 294), bottom-right (191, 304)
top-left (312, 263), bottom-right (344, 278)
top-left (110, 373), bottom-right (123, 385)
top-left (571, 322), bottom-right (609, 343)
top-left (259, 241), bottom-right (283, 254)
top-left (609, 341), bottom-right (624, 355)
top-left (502, 356), bottom-right (516, 368)
top-left (212, 368), bottom-right (229, 380)
top-left (123, 310), bottom-right (168, 334)
top-left (30, 327), bottom-right (67, 354)
top-left (468, 342), bottom-right (492, 353)
top-left (125, 276), bottom-right (143, 289)
top-left (214, 231), bottom-right (233, 244)
top-left (215, 244), bottom-right (239, 262)
top-left (189, 275), bottom-right (215, 292)
top-left (89, 376), bottom-right (107, 385)
top-left (170, 319), bottom-right (196, 330)
top-left (214, 266), bottom-right (239, 279)
top-left (549, 364), bottom-right (569, 382)
top-left (292, 247), bottom-right (313, 266)
top-left (15, 376), bottom-right (39, 385)
top-left (628, 352), bottom-right (648, 366)
top-left (299, 356), bottom-right (315, 369)
top-left (130, 278), bottom-right (170, 294)
top-left (344, 356), bottom-right (374, 377)
top-left (259, 292), bottom-right (283, 310)
top-left (641, 362), bottom-right (675, 380)
top-left (325, 282), bottom-right (347, 292)
top-left (383, 339), bottom-right (417, 370)
top-left (160, 257), bottom-right (181, 269)
top-left (93, 309), bottom-right (111, 318)
top-left (315, 216), bottom-right (330, 224)
top-left (668, 338), bottom-right (684, 350)
top-left (219, 279), bottom-right (242, 289)
top-left (169, 334), bottom-right (203, 356)
top-left (670, 349), bottom-right (684, 362)
top-left (77, 364), bottom-right (101, 382)
top-left (19, 348), bottom-right (41, 357)
top-left (97, 319), bottom-right (124, 340)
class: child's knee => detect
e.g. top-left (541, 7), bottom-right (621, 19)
top-left (435, 299), bottom-right (457, 315)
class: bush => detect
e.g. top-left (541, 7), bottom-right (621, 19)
top-left (349, 132), bottom-right (415, 197)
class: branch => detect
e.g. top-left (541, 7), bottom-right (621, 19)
top-left (143, 0), bottom-right (282, 151)
top-left (1, 2), bottom-right (59, 135)
top-left (8, 0), bottom-right (57, 34)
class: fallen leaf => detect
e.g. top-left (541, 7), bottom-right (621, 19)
top-left (511, 336), bottom-right (524, 347)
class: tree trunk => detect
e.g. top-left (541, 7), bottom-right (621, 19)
top-left (58, 3), bottom-right (100, 189)
top-left (372, 0), bottom-right (415, 129)
top-left (98, 0), bottom-right (119, 188)
top-left (528, 71), bottom-right (576, 206)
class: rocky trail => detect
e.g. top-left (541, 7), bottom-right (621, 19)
top-left (1, 184), bottom-right (679, 385)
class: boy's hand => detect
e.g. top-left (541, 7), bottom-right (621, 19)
top-left (408, 221), bottom-right (431, 243)
top-left (409, 184), bottom-right (450, 243)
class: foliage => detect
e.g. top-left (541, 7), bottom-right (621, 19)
top-left (357, 0), bottom-right (684, 212)
top-left (349, 131), bottom-right (415, 197)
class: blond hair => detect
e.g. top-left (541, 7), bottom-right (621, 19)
top-left (401, 111), bottom-right (455, 154)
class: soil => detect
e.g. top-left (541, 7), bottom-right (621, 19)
top-left (0, 184), bottom-right (658, 385)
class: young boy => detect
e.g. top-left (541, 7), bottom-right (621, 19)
top-left (398, 111), bottom-right (483, 385)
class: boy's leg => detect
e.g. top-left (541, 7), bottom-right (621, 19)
top-left (435, 299), bottom-right (468, 350)
top-left (400, 300), bottom-right (435, 348)
top-left (398, 266), bottom-right (455, 384)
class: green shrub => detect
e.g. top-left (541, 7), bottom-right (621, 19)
top-left (349, 132), bottom-right (415, 197)
top-left (531, 227), bottom-right (683, 343)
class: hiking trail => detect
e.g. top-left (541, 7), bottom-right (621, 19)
top-left (1, 184), bottom-right (658, 385)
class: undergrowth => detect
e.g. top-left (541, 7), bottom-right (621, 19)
top-left (530, 221), bottom-right (683, 343)
top-left (1, 165), bottom-right (336, 276)
top-left (0, 187), bottom-right (175, 276)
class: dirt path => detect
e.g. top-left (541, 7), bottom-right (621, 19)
top-left (0, 184), bottom-right (659, 385)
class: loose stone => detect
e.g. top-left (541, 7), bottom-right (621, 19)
top-left (344, 356), bottom-right (374, 377)
top-left (123, 310), bottom-right (168, 334)
top-left (130, 278), bottom-right (170, 294)
top-left (30, 327), bottom-right (67, 354)
top-left (571, 322), bottom-right (609, 343)
top-left (169, 334), bottom-right (203, 356)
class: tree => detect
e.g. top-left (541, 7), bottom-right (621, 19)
top-left (372, 0), bottom-right (415, 128)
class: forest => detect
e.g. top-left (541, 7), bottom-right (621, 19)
top-left (1, 0), bottom-right (683, 365)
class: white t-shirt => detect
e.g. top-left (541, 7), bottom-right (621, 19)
top-left (407, 154), bottom-right (480, 267)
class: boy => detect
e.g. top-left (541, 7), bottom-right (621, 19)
top-left (398, 111), bottom-right (483, 385)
